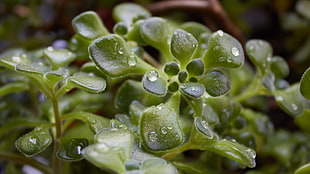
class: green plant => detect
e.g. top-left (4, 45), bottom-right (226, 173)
top-left (0, 2), bottom-right (309, 174)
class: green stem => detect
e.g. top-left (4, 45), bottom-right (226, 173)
top-left (0, 151), bottom-right (53, 174)
top-left (162, 142), bottom-right (194, 160)
top-left (51, 97), bottom-right (62, 174)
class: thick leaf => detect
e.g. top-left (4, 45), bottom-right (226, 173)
top-left (44, 67), bottom-right (69, 86)
top-left (245, 39), bottom-right (272, 72)
top-left (205, 140), bottom-right (256, 168)
top-left (15, 127), bottom-right (52, 157)
top-left (0, 54), bottom-right (29, 69)
top-left (274, 84), bottom-right (304, 116)
top-left (115, 80), bottom-right (163, 113)
top-left (95, 128), bottom-right (134, 161)
top-left (129, 101), bottom-right (146, 126)
top-left (126, 20), bottom-right (148, 45)
top-left (179, 83), bottom-right (205, 98)
top-left (300, 67), bottom-right (310, 100)
top-left (269, 56), bottom-right (289, 79)
top-left (89, 34), bottom-right (153, 77)
top-left (67, 73), bottom-right (106, 93)
top-left (57, 138), bottom-right (88, 161)
top-left (0, 119), bottom-right (46, 138)
top-left (142, 70), bottom-right (167, 96)
top-left (0, 82), bottom-right (28, 97)
top-left (15, 63), bottom-right (48, 78)
top-left (180, 22), bottom-right (211, 39)
top-left (140, 93), bottom-right (184, 152)
top-left (203, 30), bottom-right (244, 68)
top-left (178, 71), bottom-right (188, 83)
top-left (113, 22), bottom-right (128, 35)
top-left (82, 143), bottom-right (126, 173)
top-left (142, 158), bottom-right (178, 174)
top-left (113, 3), bottom-right (151, 26)
top-left (295, 110), bottom-right (310, 134)
top-left (171, 29), bottom-right (198, 66)
top-left (164, 62), bottom-right (180, 76)
top-left (200, 70), bottom-right (231, 97)
top-left (186, 58), bottom-right (204, 76)
top-left (295, 163), bottom-right (310, 174)
top-left (194, 117), bottom-right (217, 140)
top-left (72, 11), bottom-right (109, 40)
top-left (43, 47), bottom-right (76, 70)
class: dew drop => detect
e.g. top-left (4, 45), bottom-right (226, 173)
top-left (148, 131), bottom-right (158, 142)
top-left (77, 146), bottom-right (82, 155)
top-left (147, 70), bottom-right (158, 82)
top-left (218, 57), bottom-right (225, 62)
top-left (231, 47), bottom-right (240, 56)
top-left (246, 148), bottom-right (256, 158)
top-left (128, 55), bottom-right (137, 66)
top-left (217, 30), bottom-right (224, 36)
top-left (160, 127), bottom-right (168, 134)
top-left (29, 137), bottom-right (37, 144)
top-left (291, 103), bottom-right (298, 111)
top-left (267, 57), bottom-right (272, 61)
top-left (118, 47), bottom-right (124, 55)
top-left (276, 96), bottom-right (283, 101)
top-left (47, 46), bottom-right (54, 52)
top-left (227, 57), bottom-right (232, 63)
top-left (12, 56), bottom-right (22, 63)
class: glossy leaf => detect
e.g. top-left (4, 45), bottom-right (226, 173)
top-left (142, 158), bottom-right (178, 174)
top-left (15, 127), bottom-right (52, 157)
top-left (296, 110), bottom-right (310, 134)
top-left (171, 29), bottom-right (198, 65)
top-left (129, 101), bottom-right (146, 126)
top-left (45, 67), bottom-right (69, 86)
top-left (126, 20), bottom-right (148, 45)
top-left (43, 47), bottom-right (76, 70)
top-left (72, 11), bottom-right (109, 40)
top-left (200, 70), bottom-right (231, 97)
top-left (113, 3), bottom-right (151, 26)
top-left (186, 58), bottom-right (204, 76)
top-left (164, 62), bottom-right (180, 76)
top-left (89, 34), bottom-right (153, 77)
top-left (0, 82), bottom-right (28, 97)
top-left (179, 83), bottom-right (205, 98)
top-left (115, 80), bottom-right (163, 113)
top-left (0, 54), bottom-right (29, 69)
top-left (274, 84), bottom-right (304, 116)
top-left (57, 138), bottom-right (88, 161)
top-left (15, 63), bottom-right (48, 77)
top-left (245, 39), bottom-right (272, 72)
top-left (203, 30), bottom-right (244, 68)
top-left (142, 70), bottom-right (167, 96)
top-left (67, 73), bottom-right (106, 93)
top-left (300, 67), bottom-right (310, 100)
top-left (269, 56), bottom-right (289, 79)
top-left (140, 93), bottom-right (184, 152)
top-left (180, 22), bottom-right (211, 39)
top-left (194, 117), bottom-right (217, 140)
top-left (178, 71), bottom-right (188, 83)
top-left (113, 22), bottom-right (128, 35)
top-left (295, 163), bottom-right (310, 174)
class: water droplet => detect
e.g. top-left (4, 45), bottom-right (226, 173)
top-left (77, 146), bottom-right (82, 155)
top-left (218, 57), bottom-right (225, 62)
top-left (291, 103), bottom-right (298, 111)
top-left (12, 56), bottom-right (22, 63)
top-left (128, 55), bottom-right (137, 66)
top-left (231, 47), bottom-right (240, 56)
top-left (67, 52), bottom-right (73, 56)
top-left (192, 44), bottom-right (197, 48)
top-left (89, 118), bottom-right (97, 124)
top-left (47, 46), bottom-right (54, 52)
top-left (29, 137), bottom-right (37, 144)
top-left (217, 30), bottom-right (224, 36)
top-left (190, 86), bottom-right (196, 92)
top-left (227, 57), bottom-right (232, 63)
top-left (148, 131), bottom-right (158, 142)
top-left (249, 45), bottom-right (255, 51)
top-left (160, 127), bottom-right (168, 134)
top-left (267, 57), bottom-right (272, 61)
top-left (276, 96), bottom-right (283, 101)
top-left (246, 148), bottom-right (256, 158)
top-left (230, 139), bottom-right (237, 143)
top-left (156, 104), bottom-right (164, 111)
top-left (147, 70), bottom-right (158, 82)
top-left (87, 83), bottom-right (94, 88)
top-left (118, 47), bottom-right (124, 55)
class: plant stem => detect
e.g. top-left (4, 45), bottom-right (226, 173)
top-left (51, 97), bottom-right (62, 174)
top-left (0, 151), bottom-right (53, 174)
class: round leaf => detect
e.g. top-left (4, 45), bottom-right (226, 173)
top-left (67, 74), bottom-right (106, 93)
top-left (89, 34), bottom-right (153, 77)
top-left (194, 117), bottom-right (217, 139)
top-left (203, 30), bottom-right (244, 68)
top-left (43, 47), bottom-right (76, 70)
top-left (72, 11), bottom-right (109, 40)
top-left (186, 58), bottom-right (204, 76)
top-left (300, 67), bottom-right (310, 100)
top-left (200, 70), bottom-right (231, 97)
top-left (180, 22), bottom-right (211, 39)
top-left (142, 70), bottom-right (167, 96)
top-left (270, 56), bottom-right (289, 79)
top-left (15, 128), bottom-right (52, 157)
top-left (164, 62), bottom-right (180, 76)
top-left (171, 29), bottom-right (198, 65)
top-left (113, 3), bottom-right (151, 26)
top-left (179, 83), bottom-right (205, 98)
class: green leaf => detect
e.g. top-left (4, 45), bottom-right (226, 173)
top-left (43, 47), bottom-right (76, 70)
top-left (140, 93), bottom-right (184, 152)
top-left (0, 82), bottom-right (29, 98)
top-left (129, 101), bottom-right (146, 126)
top-left (113, 3), bottom-right (151, 26)
top-left (205, 140), bottom-right (256, 168)
top-left (296, 0), bottom-right (310, 20)
top-left (180, 22), bottom-right (211, 39)
top-left (67, 73), bottom-right (106, 93)
top-left (45, 67), bottom-right (69, 87)
top-left (186, 58), bottom-right (204, 76)
top-left (0, 54), bottom-right (29, 69)
top-left (82, 143), bottom-right (126, 173)
top-left (295, 163), bottom-right (310, 174)
top-left (142, 158), bottom-right (178, 174)
top-left (171, 29), bottom-right (198, 66)
top-left (300, 67), bottom-right (310, 100)
top-left (57, 138), bottom-right (88, 161)
top-left (194, 117), bottom-right (218, 139)
top-left (115, 80), bottom-right (163, 113)
top-left (245, 39), bottom-right (272, 72)
top-left (203, 30), bottom-right (244, 68)
top-left (295, 110), bottom-right (310, 134)
top-left (142, 70), bottom-right (168, 96)
top-left (274, 84), bottom-right (305, 116)
top-left (178, 71), bottom-right (188, 83)
top-left (89, 34), bottom-right (153, 77)
top-left (200, 70), bottom-right (231, 97)
top-left (164, 62), bottom-right (180, 76)
top-left (15, 127), bottom-right (52, 157)
top-left (126, 20), bottom-right (148, 45)
top-left (95, 128), bottom-right (134, 161)
top-left (269, 56), bottom-right (289, 79)
top-left (72, 11), bottom-right (109, 40)
top-left (179, 83), bottom-right (205, 98)
top-left (113, 22), bottom-right (128, 35)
